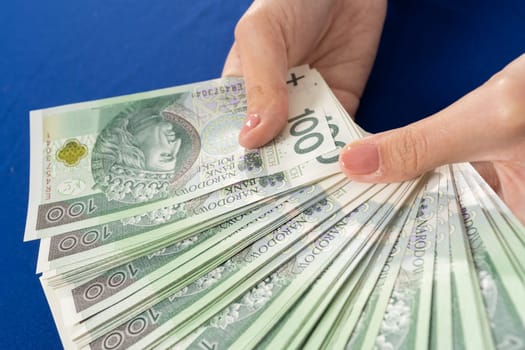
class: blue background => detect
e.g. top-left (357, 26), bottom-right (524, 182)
top-left (1, 0), bottom-right (523, 348)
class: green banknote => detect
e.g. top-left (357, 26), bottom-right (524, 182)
top-left (72, 180), bottom-right (380, 349)
top-left (171, 184), bottom-right (412, 350)
top-left (310, 178), bottom-right (426, 350)
top-left (459, 164), bottom-right (525, 281)
top-left (26, 67), bottom-right (344, 240)
top-left (462, 163), bottom-right (525, 249)
top-left (452, 165), bottom-right (525, 348)
top-left (47, 189), bottom-right (334, 348)
top-left (446, 167), bottom-right (494, 350)
top-left (429, 166), bottom-right (453, 350)
top-left (43, 175), bottom-right (348, 336)
top-left (37, 170), bottom-right (317, 275)
top-left (262, 181), bottom-right (420, 350)
top-left (68, 179), bottom-right (372, 344)
top-left (344, 189), bottom-right (422, 350)
top-left (371, 172), bottom-right (440, 350)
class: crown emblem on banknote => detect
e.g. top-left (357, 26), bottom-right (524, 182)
top-left (56, 139), bottom-right (88, 166)
top-left (91, 100), bottom-right (201, 203)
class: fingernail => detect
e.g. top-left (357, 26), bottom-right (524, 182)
top-left (340, 143), bottom-right (380, 175)
top-left (240, 113), bottom-right (261, 135)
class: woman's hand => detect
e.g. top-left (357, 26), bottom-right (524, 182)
top-left (222, 0), bottom-right (387, 148)
top-left (224, 0), bottom-right (525, 224)
top-left (339, 54), bottom-right (525, 224)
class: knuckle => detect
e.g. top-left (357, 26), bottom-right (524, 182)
top-left (234, 4), bottom-right (274, 41)
top-left (383, 128), bottom-right (428, 179)
top-left (234, 13), bottom-right (254, 41)
top-left (235, 3), bottom-right (287, 46)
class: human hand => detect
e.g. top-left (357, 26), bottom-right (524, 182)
top-left (222, 0), bottom-right (387, 148)
top-left (339, 54), bottom-right (525, 224)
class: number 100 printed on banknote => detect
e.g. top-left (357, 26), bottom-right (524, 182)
top-left (26, 67), bottom-right (338, 240)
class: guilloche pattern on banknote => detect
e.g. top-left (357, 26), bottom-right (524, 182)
top-left (86, 192), bottom-right (353, 350)
top-left (62, 180), bottom-right (338, 317)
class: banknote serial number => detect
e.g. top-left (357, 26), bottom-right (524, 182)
top-left (192, 82), bottom-right (244, 98)
top-left (44, 132), bottom-right (53, 200)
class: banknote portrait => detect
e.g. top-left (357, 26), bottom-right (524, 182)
top-left (92, 102), bottom-right (201, 203)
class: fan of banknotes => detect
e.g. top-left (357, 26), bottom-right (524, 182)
top-left (25, 66), bottom-right (525, 350)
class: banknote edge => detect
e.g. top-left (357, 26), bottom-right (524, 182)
top-left (25, 110), bottom-right (44, 242)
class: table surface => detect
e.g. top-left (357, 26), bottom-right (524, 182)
top-left (1, 0), bottom-right (523, 348)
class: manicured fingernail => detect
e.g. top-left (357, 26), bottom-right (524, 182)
top-left (240, 113), bottom-right (261, 135)
top-left (340, 143), bottom-right (380, 175)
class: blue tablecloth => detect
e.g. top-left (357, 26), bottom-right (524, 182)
top-left (1, 0), bottom-right (523, 348)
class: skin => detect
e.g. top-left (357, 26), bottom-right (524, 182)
top-left (134, 119), bottom-right (182, 172)
top-left (223, 0), bottom-right (525, 224)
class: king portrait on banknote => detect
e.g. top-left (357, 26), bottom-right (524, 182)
top-left (91, 99), bottom-right (201, 203)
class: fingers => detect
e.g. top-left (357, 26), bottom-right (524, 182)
top-left (339, 54), bottom-right (525, 182)
top-left (231, 4), bottom-right (290, 149)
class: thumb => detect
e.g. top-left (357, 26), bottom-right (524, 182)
top-left (339, 123), bottom-right (454, 183)
top-left (230, 5), bottom-right (289, 149)
top-left (339, 58), bottom-right (525, 182)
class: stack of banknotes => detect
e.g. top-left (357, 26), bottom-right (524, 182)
top-left (25, 66), bottom-right (525, 349)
